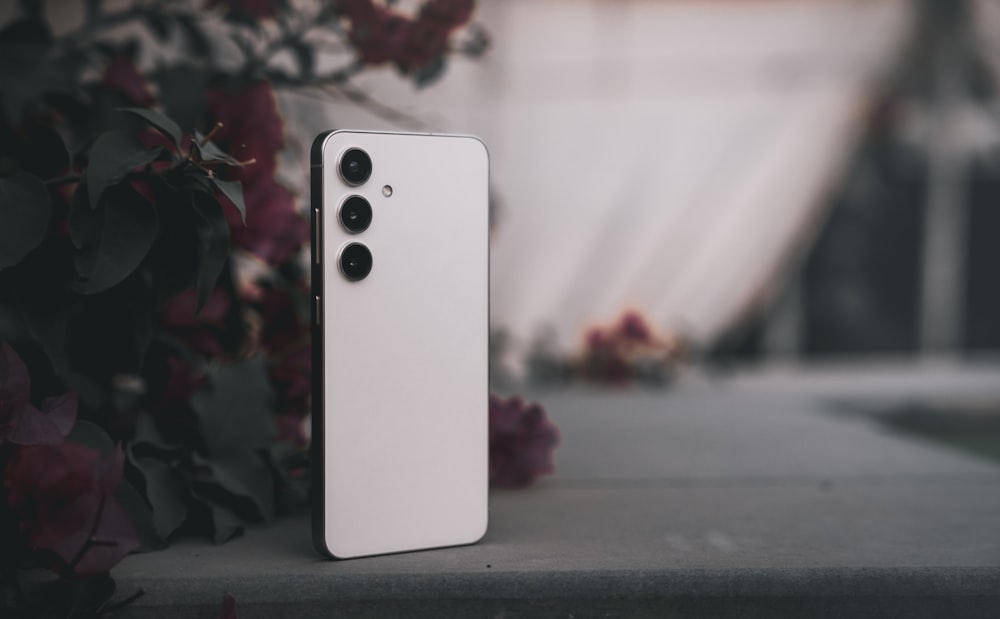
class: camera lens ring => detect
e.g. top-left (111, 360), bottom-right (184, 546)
top-left (339, 148), bottom-right (372, 186)
top-left (338, 195), bottom-right (373, 233)
top-left (339, 242), bottom-right (373, 281)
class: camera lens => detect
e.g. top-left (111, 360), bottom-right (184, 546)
top-left (339, 148), bottom-right (372, 185)
top-left (339, 243), bottom-right (373, 281)
top-left (339, 195), bottom-right (372, 233)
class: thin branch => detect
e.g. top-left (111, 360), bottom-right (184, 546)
top-left (45, 175), bottom-right (82, 186)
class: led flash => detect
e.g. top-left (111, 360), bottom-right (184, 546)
top-left (382, 185), bottom-right (393, 197)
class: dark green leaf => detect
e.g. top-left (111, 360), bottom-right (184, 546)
top-left (191, 355), bottom-right (275, 458)
top-left (67, 419), bottom-right (113, 453)
top-left (73, 183), bottom-right (159, 294)
top-left (0, 170), bottom-right (52, 269)
top-left (131, 412), bottom-right (177, 453)
top-left (194, 453), bottom-right (275, 523)
top-left (85, 130), bottom-right (160, 208)
top-left (142, 11), bottom-right (171, 42)
top-left (84, 0), bottom-right (102, 26)
top-left (128, 444), bottom-right (189, 540)
top-left (20, 123), bottom-right (70, 179)
top-left (191, 485), bottom-right (244, 544)
top-left (211, 178), bottom-right (245, 224)
top-left (119, 107), bottom-right (182, 149)
top-left (412, 56), bottom-right (447, 88)
top-left (18, 1), bottom-right (44, 20)
top-left (143, 177), bottom-right (201, 301)
top-left (174, 14), bottom-right (210, 57)
top-left (69, 183), bottom-right (99, 250)
top-left (194, 133), bottom-right (223, 158)
top-left (193, 133), bottom-right (240, 165)
top-left (192, 193), bottom-right (231, 311)
top-left (13, 283), bottom-right (107, 409)
top-left (0, 19), bottom-right (61, 125)
top-left (115, 477), bottom-right (166, 551)
top-left (290, 41), bottom-right (315, 79)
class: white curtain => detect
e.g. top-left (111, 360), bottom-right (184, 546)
top-left (282, 0), bottom-right (912, 356)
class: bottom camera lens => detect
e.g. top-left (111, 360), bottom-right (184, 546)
top-left (339, 243), bottom-right (373, 281)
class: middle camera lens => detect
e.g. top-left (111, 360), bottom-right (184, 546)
top-left (339, 148), bottom-right (372, 185)
top-left (339, 196), bottom-right (372, 233)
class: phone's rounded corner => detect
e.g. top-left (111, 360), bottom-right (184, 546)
top-left (311, 130), bottom-right (336, 166)
top-left (460, 133), bottom-right (490, 167)
top-left (312, 533), bottom-right (335, 560)
top-left (312, 528), bottom-right (352, 561)
top-left (468, 515), bottom-right (489, 546)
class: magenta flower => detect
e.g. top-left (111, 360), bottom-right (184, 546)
top-left (420, 0), bottom-right (474, 29)
top-left (102, 55), bottom-right (155, 107)
top-left (616, 311), bottom-right (655, 344)
top-left (160, 287), bottom-right (232, 358)
top-left (224, 178), bottom-right (308, 266)
top-left (0, 343), bottom-right (76, 446)
top-left (205, 81), bottom-right (285, 182)
top-left (488, 395), bottom-right (559, 488)
top-left (342, 0), bottom-right (475, 72)
top-left (206, 81), bottom-right (309, 265)
top-left (4, 442), bottom-right (138, 574)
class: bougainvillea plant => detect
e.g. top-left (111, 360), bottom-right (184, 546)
top-left (577, 311), bottom-right (686, 386)
top-left (488, 394), bottom-right (559, 489)
top-left (525, 311), bottom-right (686, 388)
top-left (0, 0), bottom-right (557, 616)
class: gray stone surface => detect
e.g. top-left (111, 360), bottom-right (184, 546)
top-left (113, 364), bottom-right (1000, 617)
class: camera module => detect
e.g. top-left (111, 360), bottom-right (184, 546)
top-left (339, 242), bottom-right (373, 281)
top-left (339, 195), bottom-right (372, 233)
top-left (339, 148), bottom-right (372, 186)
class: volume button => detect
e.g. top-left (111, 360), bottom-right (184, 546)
top-left (314, 208), bottom-right (321, 264)
top-left (314, 295), bottom-right (321, 326)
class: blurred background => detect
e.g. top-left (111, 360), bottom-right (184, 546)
top-left (281, 0), bottom-right (1000, 383)
top-left (2, 2), bottom-right (999, 601)
top-left (14, 0), bottom-right (998, 379)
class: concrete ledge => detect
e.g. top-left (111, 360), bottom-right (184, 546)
top-left (112, 369), bottom-right (1000, 617)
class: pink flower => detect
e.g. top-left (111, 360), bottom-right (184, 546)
top-left (345, 2), bottom-right (412, 66)
top-left (341, 0), bottom-right (475, 72)
top-left (102, 56), bottom-right (155, 107)
top-left (616, 311), bottom-right (655, 345)
top-left (398, 15), bottom-right (451, 72)
top-left (4, 442), bottom-right (138, 574)
top-left (488, 395), bottom-right (559, 488)
top-left (0, 343), bottom-right (76, 446)
top-left (419, 0), bottom-right (474, 29)
top-left (223, 179), bottom-right (309, 266)
top-left (205, 81), bottom-right (285, 183)
top-left (160, 287), bottom-right (232, 358)
top-left (205, 81), bottom-right (308, 265)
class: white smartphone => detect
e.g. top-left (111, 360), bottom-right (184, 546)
top-left (310, 130), bottom-right (489, 559)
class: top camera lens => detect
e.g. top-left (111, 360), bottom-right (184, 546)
top-left (339, 148), bottom-right (372, 186)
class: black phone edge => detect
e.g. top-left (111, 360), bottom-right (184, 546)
top-left (310, 130), bottom-right (335, 559)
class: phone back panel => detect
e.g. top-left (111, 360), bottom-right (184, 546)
top-left (312, 131), bottom-right (489, 559)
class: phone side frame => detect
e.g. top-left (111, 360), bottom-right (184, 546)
top-left (310, 129), bottom-right (335, 559)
